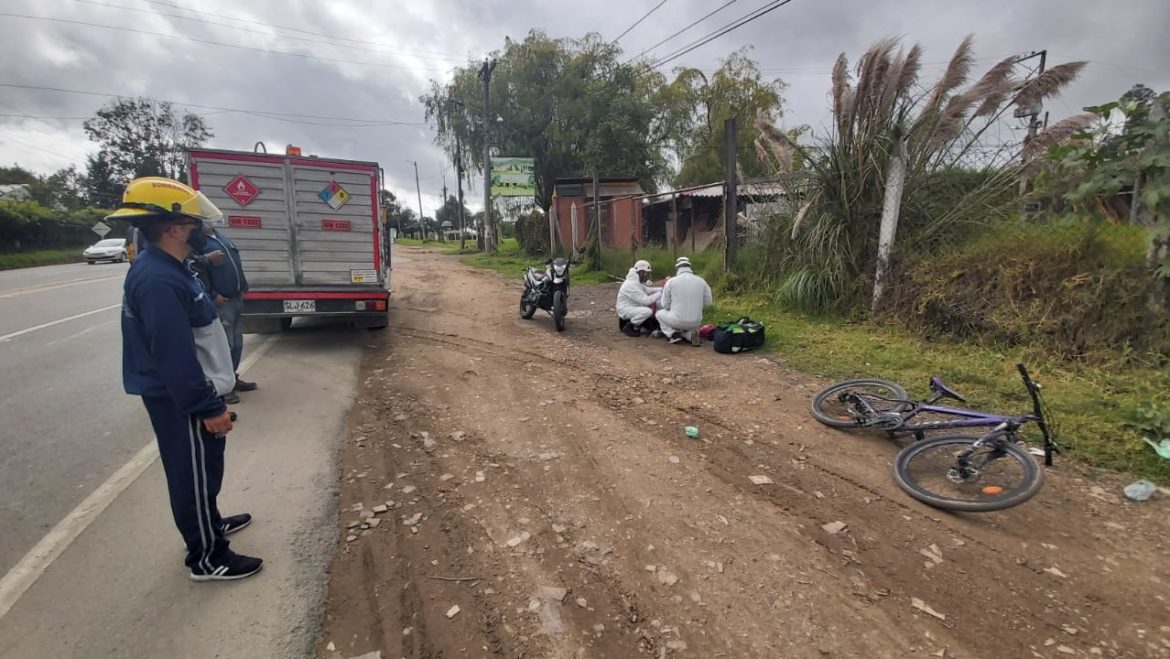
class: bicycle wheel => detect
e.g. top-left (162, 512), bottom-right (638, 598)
top-left (810, 379), bottom-right (908, 429)
top-left (893, 435), bottom-right (1044, 512)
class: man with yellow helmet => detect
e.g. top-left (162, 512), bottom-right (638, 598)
top-left (111, 176), bottom-right (263, 581)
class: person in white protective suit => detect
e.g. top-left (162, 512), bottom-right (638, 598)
top-left (656, 256), bottom-right (712, 346)
top-left (616, 259), bottom-right (662, 337)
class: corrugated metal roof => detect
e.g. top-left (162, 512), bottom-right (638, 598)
top-left (684, 181), bottom-right (786, 198)
top-left (642, 180), bottom-right (785, 206)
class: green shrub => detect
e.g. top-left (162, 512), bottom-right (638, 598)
top-left (888, 221), bottom-right (1169, 362)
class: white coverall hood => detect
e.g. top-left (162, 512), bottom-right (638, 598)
top-left (616, 268), bottom-right (661, 323)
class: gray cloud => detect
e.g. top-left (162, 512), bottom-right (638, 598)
top-left (2, 0), bottom-right (1168, 215)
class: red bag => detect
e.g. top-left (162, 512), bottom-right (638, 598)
top-left (699, 323), bottom-right (717, 339)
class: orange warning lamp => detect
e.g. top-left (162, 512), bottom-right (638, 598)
top-left (286, 144), bottom-right (302, 156)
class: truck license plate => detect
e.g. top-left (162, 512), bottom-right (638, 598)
top-left (283, 300), bottom-right (316, 313)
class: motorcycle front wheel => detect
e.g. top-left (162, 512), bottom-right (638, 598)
top-left (520, 292), bottom-right (537, 319)
top-left (553, 290), bottom-right (566, 331)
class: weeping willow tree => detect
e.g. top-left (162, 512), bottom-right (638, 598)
top-left (755, 36), bottom-right (1086, 314)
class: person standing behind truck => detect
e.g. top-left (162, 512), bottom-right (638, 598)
top-left (189, 224), bottom-right (257, 405)
top-left (111, 176), bottom-right (264, 582)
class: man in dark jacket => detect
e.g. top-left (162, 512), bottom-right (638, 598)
top-left (190, 224), bottom-right (257, 404)
top-left (111, 176), bottom-right (263, 582)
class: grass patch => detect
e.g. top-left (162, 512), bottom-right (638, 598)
top-left (455, 242), bottom-right (1170, 482)
top-left (0, 247), bottom-right (87, 271)
top-left (458, 238), bottom-right (615, 284)
top-left (706, 292), bottom-right (1170, 484)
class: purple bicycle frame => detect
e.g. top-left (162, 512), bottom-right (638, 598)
top-left (897, 403), bottom-right (1019, 432)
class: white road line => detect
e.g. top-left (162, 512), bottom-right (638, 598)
top-left (0, 332), bottom-right (281, 620)
top-left (45, 319), bottom-right (119, 347)
top-left (0, 274), bottom-right (123, 299)
top-left (0, 304), bottom-right (121, 343)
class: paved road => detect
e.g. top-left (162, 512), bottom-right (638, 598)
top-left (0, 261), bottom-right (365, 657)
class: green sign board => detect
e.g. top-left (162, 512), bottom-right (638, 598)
top-left (490, 157), bottom-right (535, 197)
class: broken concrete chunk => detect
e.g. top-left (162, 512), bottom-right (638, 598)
top-left (449, 431), bottom-right (466, 442)
top-left (401, 485), bottom-right (417, 494)
top-left (403, 512), bottom-right (423, 526)
top-left (748, 475), bottom-right (773, 485)
top-left (446, 605), bottom-right (461, 618)
top-left (576, 597), bottom-right (588, 608)
top-left (1044, 566), bottom-right (1069, 579)
top-left (666, 640), bottom-right (688, 651)
top-left (359, 510), bottom-right (375, 520)
top-left (911, 597), bottom-right (947, 621)
top-left (656, 569), bottom-right (680, 586)
top-left (367, 518), bottom-right (382, 528)
top-left (372, 504), bottom-right (388, 514)
top-left (821, 521), bottom-right (847, 535)
top-left (537, 585), bottom-right (568, 602)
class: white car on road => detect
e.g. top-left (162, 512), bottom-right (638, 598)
top-left (82, 238), bottom-right (128, 264)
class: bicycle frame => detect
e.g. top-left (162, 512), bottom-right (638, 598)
top-left (847, 364), bottom-right (1057, 466)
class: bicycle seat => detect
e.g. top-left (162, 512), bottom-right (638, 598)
top-left (929, 377), bottom-right (967, 403)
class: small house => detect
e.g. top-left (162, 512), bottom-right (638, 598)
top-left (550, 177), bottom-right (644, 253)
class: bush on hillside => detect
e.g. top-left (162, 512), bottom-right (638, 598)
top-left (886, 221), bottom-right (1170, 362)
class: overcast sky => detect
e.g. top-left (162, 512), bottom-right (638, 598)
top-left (1, 0), bottom-right (1167, 216)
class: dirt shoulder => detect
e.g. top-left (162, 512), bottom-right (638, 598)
top-left (318, 246), bottom-right (1170, 659)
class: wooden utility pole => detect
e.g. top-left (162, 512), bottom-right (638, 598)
top-left (410, 159), bottom-right (425, 241)
top-left (723, 117), bottom-right (738, 269)
top-left (592, 171), bottom-right (601, 240)
top-left (1017, 49), bottom-right (1047, 199)
top-left (455, 133), bottom-right (467, 251)
top-left (440, 174), bottom-right (448, 242)
top-left (480, 57), bottom-right (497, 253)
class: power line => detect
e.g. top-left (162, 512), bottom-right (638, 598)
top-left (526, 0), bottom-right (691, 111)
top-left (0, 112), bottom-right (90, 121)
top-left (0, 83), bottom-right (426, 126)
top-left (648, 0), bottom-right (799, 71)
top-left (613, 0), bottom-right (673, 44)
top-left (72, 0), bottom-right (468, 63)
top-left (132, 0), bottom-right (467, 59)
top-left (0, 12), bottom-right (450, 73)
top-left (626, 0), bottom-right (739, 63)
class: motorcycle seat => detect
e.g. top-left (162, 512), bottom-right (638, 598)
top-left (531, 271), bottom-right (547, 280)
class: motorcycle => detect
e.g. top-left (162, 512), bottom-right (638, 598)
top-left (520, 257), bottom-right (575, 331)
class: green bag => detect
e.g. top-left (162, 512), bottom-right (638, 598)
top-left (713, 317), bottom-right (765, 354)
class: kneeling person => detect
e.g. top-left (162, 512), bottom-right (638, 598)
top-left (656, 257), bottom-right (712, 345)
top-left (616, 260), bottom-right (662, 337)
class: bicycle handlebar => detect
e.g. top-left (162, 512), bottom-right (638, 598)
top-left (1016, 363), bottom-right (1042, 419)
